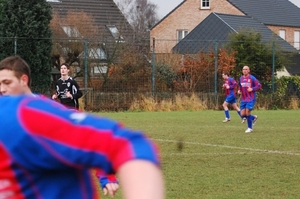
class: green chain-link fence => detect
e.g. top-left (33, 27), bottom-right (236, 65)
top-left (2, 37), bottom-right (300, 111)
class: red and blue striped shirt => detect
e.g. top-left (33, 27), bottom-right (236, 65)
top-left (224, 77), bottom-right (237, 97)
top-left (238, 75), bottom-right (261, 102)
top-left (0, 95), bottom-right (160, 199)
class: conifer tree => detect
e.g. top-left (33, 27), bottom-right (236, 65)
top-left (0, 0), bottom-right (53, 93)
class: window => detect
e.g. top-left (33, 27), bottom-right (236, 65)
top-left (106, 25), bottom-right (125, 42)
top-left (62, 26), bottom-right (81, 37)
top-left (201, 0), bottom-right (210, 9)
top-left (279, 30), bottom-right (286, 40)
top-left (46, 0), bottom-right (61, 2)
top-left (294, 31), bottom-right (300, 50)
top-left (177, 30), bottom-right (188, 41)
top-left (78, 47), bottom-right (107, 61)
top-left (89, 48), bottom-right (107, 60)
top-left (91, 63), bottom-right (108, 74)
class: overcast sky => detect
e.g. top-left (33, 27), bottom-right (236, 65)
top-left (151, 0), bottom-right (300, 19)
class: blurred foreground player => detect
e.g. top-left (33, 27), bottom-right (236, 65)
top-left (0, 95), bottom-right (164, 199)
top-left (0, 55), bottom-right (119, 197)
top-left (0, 56), bottom-right (150, 198)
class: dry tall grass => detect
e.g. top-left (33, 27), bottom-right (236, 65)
top-left (129, 95), bottom-right (158, 111)
top-left (289, 96), bottom-right (299, 110)
top-left (78, 97), bottom-right (85, 111)
top-left (129, 93), bottom-right (208, 111)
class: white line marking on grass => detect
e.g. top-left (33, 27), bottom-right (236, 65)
top-left (153, 138), bottom-right (300, 156)
top-left (163, 152), bottom-right (259, 156)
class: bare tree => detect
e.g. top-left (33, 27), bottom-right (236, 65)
top-left (50, 11), bottom-right (100, 73)
top-left (115, 0), bottom-right (160, 39)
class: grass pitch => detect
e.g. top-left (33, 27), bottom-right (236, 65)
top-left (99, 110), bottom-right (300, 199)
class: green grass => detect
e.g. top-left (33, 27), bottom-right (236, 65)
top-left (98, 110), bottom-right (300, 199)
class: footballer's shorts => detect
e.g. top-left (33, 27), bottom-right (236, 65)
top-left (225, 95), bottom-right (237, 104)
top-left (240, 100), bottom-right (256, 111)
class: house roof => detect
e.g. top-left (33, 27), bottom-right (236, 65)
top-left (150, 0), bottom-right (186, 30)
top-left (227, 0), bottom-right (300, 27)
top-left (48, 0), bottom-right (134, 40)
top-left (172, 12), bottom-right (298, 54)
top-left (151, 0), bottom-right (300, 31)
top-left (285, 54), bottom-right (300, 75)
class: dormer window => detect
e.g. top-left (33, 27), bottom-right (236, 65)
top-left (106, 25), bottom-right (125, 42)
top-left (89, 48), bottom-right (107, 60)
top-left (62, 26), bottom-right (81, 37)
top-left (201, 0), bottom-right (210, 9)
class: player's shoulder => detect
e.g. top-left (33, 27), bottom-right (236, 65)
top-left (57, 78), bottom-right (64, 83)
top-left (67, 77), bottom-right (77, 83)
top-left (69, 77), bottom-right (80, 86)
top-left (21, 95), bottom-right (65, 111)
top-left (229, 77), bottom-right (236, 81)
top-left (0, 95), bottom-right (46, 109)
top-left (0, 95), bottom-right (30, 102)
top-left (250, 74), bottom-right (258, 80)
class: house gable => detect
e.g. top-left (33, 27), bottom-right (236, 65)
top-left (172, 13), bottom-right (235, 54)
top-left (173, 12), bottom-right (297, 53)
top-left (150, 0), bottom-right (244, 53)
top-left (48, 0), bottom-right (134, 76)
top-left (151, 0), bottom-right (300, 53)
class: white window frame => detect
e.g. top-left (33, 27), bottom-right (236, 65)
top-left (294, 31), bottom-right (300, 50)
top-left (91, 63), bottom-right (108, 74)
top-left (89, 48), bottom-right (107, 60)
top-left (106, 25), bottom-right (125, 42)
top-left (46, 0), bottom-right (61, 2)
top-left (200, 0), bottom-right (210, 9)
top-left (62, 26), bottom-right (81, 37)
top-left (177, 30), bottom-right (189, 41)
top-left (279, 30), bottom-right (286, 40)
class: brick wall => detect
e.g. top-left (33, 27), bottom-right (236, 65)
top-left (150, 0), bottom-right (244, 53)
top-left (268, 25), bottom-right (300, 49)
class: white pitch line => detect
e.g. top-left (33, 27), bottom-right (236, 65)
top-left (163, 152), bottom-right (259, 156)
top-left (153, 138), bottom-right (300, 156)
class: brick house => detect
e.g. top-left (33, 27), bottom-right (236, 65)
top-left (150, 0), bottom-right (300, 54)
top-left (172, 12), bottom-right (297, 54)
top-left (172, 12), bottom-right (300, 76)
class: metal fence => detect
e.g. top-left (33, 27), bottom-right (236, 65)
top-left (2, 37), bottom-right (300, 111)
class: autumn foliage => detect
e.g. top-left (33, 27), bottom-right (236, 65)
top-left (173, 49), bottom-right (236, 92)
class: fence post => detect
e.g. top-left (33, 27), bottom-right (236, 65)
top-left (272, 41), bottom-right (275, 93)
top-left (214, 41), bottom-right (219, 106)
top-left (152, 38), bottom-right (156, 98)
top-left (14, 36), bottom-right (17, 55)
top-left (84, 39), bottom-right (89, 107)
